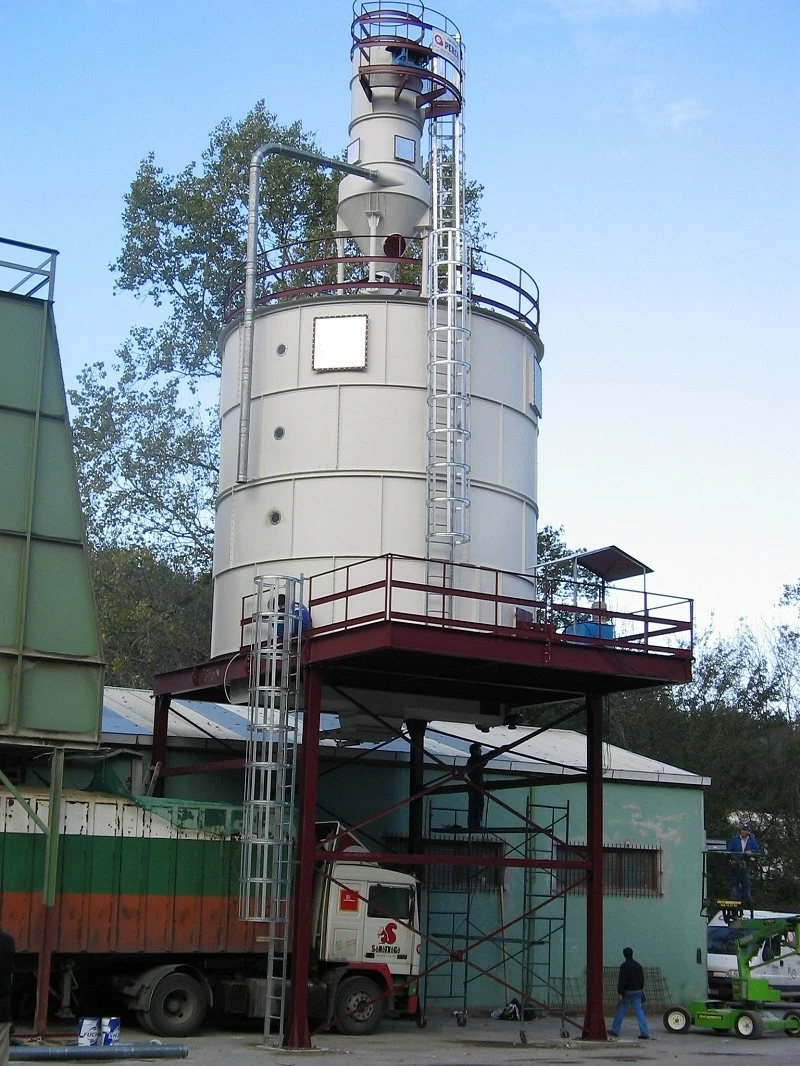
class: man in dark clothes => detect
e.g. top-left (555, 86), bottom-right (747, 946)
top-left (0, 927), bottom-right (14, 1066)
top-left (608, 946), bottom-right (649, 1039)
top-left (465, 743), bottom-right (490, 830)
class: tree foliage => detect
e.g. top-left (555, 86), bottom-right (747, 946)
top-left (609, 620), bottom-right (800, 908)
top-left (70, 103), bottom-right (340, 572)
top-left (91, 547), bottom-right (212, 687)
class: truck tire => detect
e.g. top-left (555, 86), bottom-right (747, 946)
top-left (734, 1010), bottom-right (764, 1039)
top-left (663, 1006), bottom-right (691, 1033)
top-left (142, 972), bottom-right (208, 1037)
top-left (333, 975), bottom-right (384, 1036)
top-left (134, 1009), bottom-right (156, 1035)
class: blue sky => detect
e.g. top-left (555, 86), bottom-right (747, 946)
top-left (2, 0), bottom-right (798, 635)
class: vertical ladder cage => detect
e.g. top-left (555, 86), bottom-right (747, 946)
top-left (239, 575), bottom-right (303, 1042)
top-left (426, 32), bottom-right (471, 556)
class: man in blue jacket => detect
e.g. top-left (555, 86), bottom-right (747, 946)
top-left (727, 822), bottom-right (760, 905)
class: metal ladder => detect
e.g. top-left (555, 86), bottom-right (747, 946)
top-left (239, 575), bottom-right (303, 1043)
top-left (426, 36), bottom-right (471, 556)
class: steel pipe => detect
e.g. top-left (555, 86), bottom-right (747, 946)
top-left (236, 143), bottom-right (381, 484)
top-left (11, 1044), bottom-right (187, 1061)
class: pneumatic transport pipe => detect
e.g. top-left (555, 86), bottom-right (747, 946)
top-left (10, 1045), bottom-right (188, 1061)
top-left (236, 143), bottom-right (383, 483)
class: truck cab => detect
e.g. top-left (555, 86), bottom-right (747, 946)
top-left (312, 858), bottom-right (420, 1033)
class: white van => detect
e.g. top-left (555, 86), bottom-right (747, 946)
top-left (707, 910), bottom-right (800, 1000)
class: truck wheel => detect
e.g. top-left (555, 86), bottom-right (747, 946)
top-left (333, 976), bottom-right (383, 1036)
top-left (734, 1011), bottom-right (764, 1039)
top-left (143, 973), bottom-right (208, 1037)
top-left (784, 1011), bottom-right (800, 1036)
top-left (134, 1009), bottom-right (155, 1034)
top-left (663, 1006), bottom-right (691, 1033)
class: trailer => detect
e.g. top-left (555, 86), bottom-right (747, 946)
top-left (0, 788), bottom-right (419, 1036)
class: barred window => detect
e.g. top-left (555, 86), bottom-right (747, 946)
top-left (555, 844), bottom-right (661, 897)
top-left (385, 836), bottom-right (504, 893)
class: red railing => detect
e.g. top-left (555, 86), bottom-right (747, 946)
top-left (223, 237), bottom-right (540, 335)
top-left (302, 554), bottom-right (693, 658)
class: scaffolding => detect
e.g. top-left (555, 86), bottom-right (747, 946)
top-left (418, 796), bottom-right (569, 1030)
top-left (521, 800), bottom-right (569, 1019)
top-left (239, 575), bottom-right (303, 1042)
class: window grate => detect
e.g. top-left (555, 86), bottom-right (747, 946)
top-left (385, 835), bottom-right (504, 892)
top-left (555, 844), bottom-right (661, 897)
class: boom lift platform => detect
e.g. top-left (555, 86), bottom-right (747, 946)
top-left (663, 906), bottom-right (800, 1039)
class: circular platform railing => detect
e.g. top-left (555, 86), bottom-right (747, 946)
top-left (223, 237), bottom-right (540, 334)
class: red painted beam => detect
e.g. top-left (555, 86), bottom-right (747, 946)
top-left (284, 667), bottom-right (322, 1049)
top-left (583, 695), bottom-right (607, 1041)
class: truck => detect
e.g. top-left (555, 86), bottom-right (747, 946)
top-left (708, 909), bottom-right (800, 1001)
top-left (0, 788), bottom-right (420, 1037)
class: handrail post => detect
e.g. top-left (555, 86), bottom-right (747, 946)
top-left (386, 554), bottom-right (392, 622)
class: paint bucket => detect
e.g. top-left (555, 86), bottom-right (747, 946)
top-left (77, 1018), bottom-right (100, 1046)
top-left (99, 1017), bottom-right (121, 1045)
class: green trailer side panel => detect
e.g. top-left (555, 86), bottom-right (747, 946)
top-left (0, 287), bottom-right (103, 746)
top-left (0, 793), bottom-right (264, 955)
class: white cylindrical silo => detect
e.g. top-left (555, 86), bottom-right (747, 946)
top-left (210, 4), bottom-right (544, 657)
top-left (211, 295), bottom-right (542, 656)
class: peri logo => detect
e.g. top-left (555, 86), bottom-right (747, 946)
top-left (379, 922), bottom-right (398, 945)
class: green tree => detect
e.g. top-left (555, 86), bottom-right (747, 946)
top-left (70, 102), bottom-right (340, 572)
top-left (91, 547), bottom-right (212, 687)
top-left (609, 619), bottom-right (800, 907)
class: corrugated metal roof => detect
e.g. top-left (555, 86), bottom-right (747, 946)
top-left (101, 688), bottom-right (707, 787)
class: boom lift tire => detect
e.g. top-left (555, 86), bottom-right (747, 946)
top-left (734, 1011), bottom-right (764, 1039)
top-left (663, 1007), bottom-right (691, 1033)
top-left (333, 975), bottom-right (384, 1036)
top-left (784, 1011), bottom-right (800, 1036)
top-left (142, 972), bottom-right (208, 1037)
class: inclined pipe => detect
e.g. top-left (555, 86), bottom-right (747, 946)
top-left (10, 1044), bottom-right (188, 1061)
top-left (236, 143), bottom-right (383, 483)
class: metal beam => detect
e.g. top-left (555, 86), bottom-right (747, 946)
top-left (583, 696), bottom-right (607, 1040)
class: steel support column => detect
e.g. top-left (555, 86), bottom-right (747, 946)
top-left (151, 694), bottom-right (170, 797)
top-left (583, 694), bottom-right (607, 1040)
top-left (407, 719), bottom-right (426, 881)
top-left (34, 747), bottom-right (64, 1034)
top-left (284, 666), bottom-right (322, 1049)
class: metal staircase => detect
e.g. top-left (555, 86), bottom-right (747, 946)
top-left (239, 575), bottom-right (303, 1041)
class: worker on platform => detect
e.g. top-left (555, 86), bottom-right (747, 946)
top-left (727, 821), bottom-right (760, 906)
top-left (608, 946), bottom-right (649, 1039)
top-left (0, 925), bottom-right (14, 1066)
top-left (465, 743), bottom-right (490, 830)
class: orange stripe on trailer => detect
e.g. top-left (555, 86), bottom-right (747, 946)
top-left (3, 892), bottom-right (276, 954)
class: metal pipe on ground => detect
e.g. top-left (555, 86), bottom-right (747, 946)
top-left (10, 1044), bottom-right (188, 1061)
